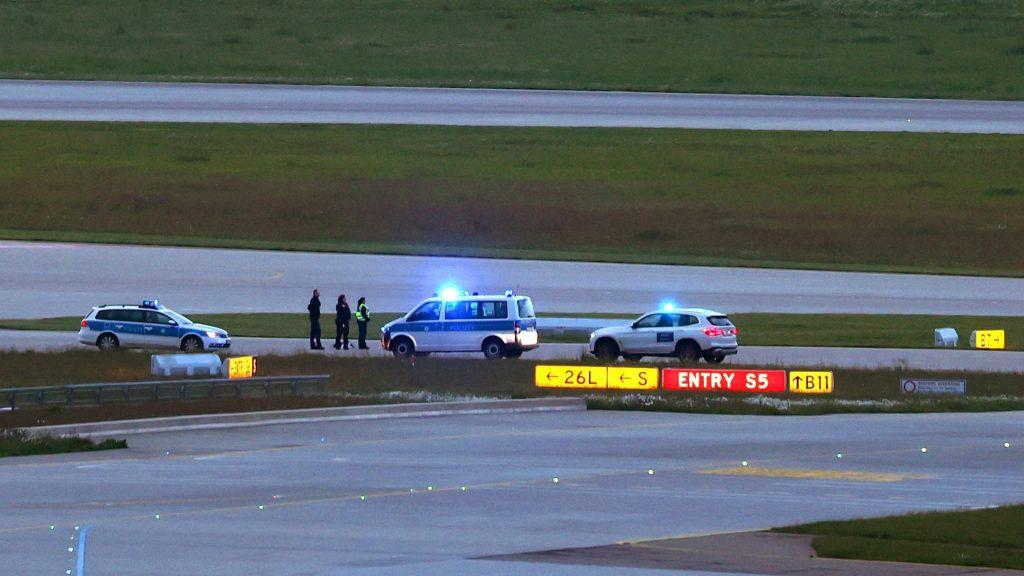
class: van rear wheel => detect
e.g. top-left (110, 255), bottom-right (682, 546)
top-left (482, 338), bottom-right (505, 360)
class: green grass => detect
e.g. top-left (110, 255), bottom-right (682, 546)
top-left (2, 1), bottom-right (1024, 100)
top-left (0, 428), bottom-right (126, 457)
top-left (1, 351), bottom-right (1022, 426)
top-left (2, 123), bottom-right (1023, 276)
top-left (777, 505), bottom-right (1024, 570)
top-left (4, 312), bottom-right (1020, 351)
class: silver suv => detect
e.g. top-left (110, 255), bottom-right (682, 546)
top-left (589, 308), bottom-right (738, 363)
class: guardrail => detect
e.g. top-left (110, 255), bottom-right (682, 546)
top-left (3, 375), bottom-right (331, 410)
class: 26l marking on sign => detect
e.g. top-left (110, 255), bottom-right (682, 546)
top-left (535, 365), bottom-right (607, 389)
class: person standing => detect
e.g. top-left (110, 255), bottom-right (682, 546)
top-left (307, 289), bottom-right (323, 350)
top-left (355, 296), bottom-right (370, 349)
top-left (333, 294), bottom-right (351, 350)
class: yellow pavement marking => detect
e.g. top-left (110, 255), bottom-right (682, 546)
top-left (699, 466), bottom-right (928, 483)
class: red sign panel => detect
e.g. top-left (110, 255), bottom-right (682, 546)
top-left (662, 368), bottom-right (787, 393)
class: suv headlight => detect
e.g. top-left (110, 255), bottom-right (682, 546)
top-left (589, 331), bottom-right (596, 340)
top-left (205, 331), bottom-right (219, 339)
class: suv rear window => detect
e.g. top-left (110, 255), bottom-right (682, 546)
top-left (707, 316), bottom-right (733, 327)
top-left (516, 298), bottom-right (535, 319)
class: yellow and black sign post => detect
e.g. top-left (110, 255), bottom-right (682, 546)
top-left (535, 365), bottom-right (659, 390)
top-left (224, 356), bottom-right (258, 379)
top-left (607, 367), bottom-right (659, 390)
top-left (535, 365), bottom-right (607, 389)
top-left (788, 371), bottom-right (833, 394)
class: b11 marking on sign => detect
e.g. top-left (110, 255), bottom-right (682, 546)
top-left (535, 365), bottom-right (607, 389)
top-left (662, 369), bottom-right (787, 393)
top-left (789, 371), bottom-right (833, 394)
top-left (607, 367), bottom-right (659, 390)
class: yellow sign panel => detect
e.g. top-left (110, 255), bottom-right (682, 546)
top-left (535, 365), bottom-right (607, 389)
top-left (607, 367), bottom-right (659, 390)
top-left (789, 371), bottom-right (833, 394)
top-left (972, 330), bottom-right (1006, 350)
top-left (226, 356), bottom-right (258, 379)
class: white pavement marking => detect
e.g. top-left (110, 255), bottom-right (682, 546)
top-left (2, 80), bottom-right (1024, 133)
top-left (1, 241), bottom-right (1022, 317)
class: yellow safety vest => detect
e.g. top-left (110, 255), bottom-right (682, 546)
top-left (355, 304), bottom-right (368, 322)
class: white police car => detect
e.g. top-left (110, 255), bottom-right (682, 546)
top-left (381, 290), bottom-right (539, 359)
top-left (589, 307), bottom-right (738, 363)
top-left (77, 300), bottom-right (230, 352)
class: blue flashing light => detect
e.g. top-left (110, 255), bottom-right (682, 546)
top-left (660, 301), bottom-right (676, 312)
top-left (439, 286), bottom-right (460, 301)
top-left (142, 299), bottom-right (161, 309)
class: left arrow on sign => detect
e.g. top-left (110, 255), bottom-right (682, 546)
top-left (546, 371), bottom-right (557, 381)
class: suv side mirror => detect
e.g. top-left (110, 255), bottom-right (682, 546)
top-left (168, 320), bottom-right (177, 326)
top-left (630, 322), bottom-right (639, 330)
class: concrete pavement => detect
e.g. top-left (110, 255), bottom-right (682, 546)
top-left (2, 80), bottom-right (1024, 133)
top-left (2, 241), bottom-right (1022, 318)
top-left (3, 409), bottom-right (1023, 575)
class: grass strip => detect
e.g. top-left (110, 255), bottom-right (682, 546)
top-left (2, 1), bottom-right (1024, 100)
top-left (4, 312), bottom-right (1020, 351)
top-left (0, 428), bottom-right (126, 458)
top-left (0, 352), bottom-right (1022, 427)
top-left (1, 122), bottom-right (1022, 276)
top-left (776, 505), bottom-right (1024, 570)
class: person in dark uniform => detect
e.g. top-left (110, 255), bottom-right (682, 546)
top-left (355, 296), bottom-right (370, 349)
top-left (307, 289), bottom-right (323, 350)
top-left (333, 294), bottom-right (351, 350)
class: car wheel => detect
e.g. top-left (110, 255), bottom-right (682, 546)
top-left (181, 335), bottom-right (204, 353)
top-left (482, 338), bottom-right (505, 360)
top-left (504, 348), bottom-right (524, 359)
top-left (677, 341), bottom-right (700, 363)
top-left (391, 337), bottom-right (415, 358)
top-left (594, 339), bottom-right (619, 361)
top-left (705, 353), bottom-right (726, 364)
top-left (623, 354), bottom-right (644, 362)
top-left (96, 333), bottom-right (119, 351)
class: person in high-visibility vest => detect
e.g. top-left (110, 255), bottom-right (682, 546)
top-left (355, 296), bottom-right (371, 349)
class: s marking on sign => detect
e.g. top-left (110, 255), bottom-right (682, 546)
top-left (607, 367), bottom-right (659, 390)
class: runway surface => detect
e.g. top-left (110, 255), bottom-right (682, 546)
top-left (2, 80), bottom-right (1024, 133)
top-left (6, 330), bottom-right (1022, 373)
top-left (2, 241), bottom-right (1023, 318)
top-left (4, 409), bottom-right (1023, 575)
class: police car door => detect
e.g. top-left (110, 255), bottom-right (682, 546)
top-left (405, 301), bottom-right (442, 351)
top-left (144, 311), bottom-right (180, 349)
top-left (441, 300), bottom-right (478, 352)
top-left (112, 309), bottom-right (146, 347)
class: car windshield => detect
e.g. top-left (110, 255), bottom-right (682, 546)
top-left (164, 310), bottom-right (193, 325)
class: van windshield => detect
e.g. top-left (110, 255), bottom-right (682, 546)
top-left (516, 298), bottom-right (535, 319)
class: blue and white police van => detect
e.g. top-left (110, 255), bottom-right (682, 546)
top-left (77, 300), bottom-right (231, 352)
top-left (381, 290), bottom-right (539, 359)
